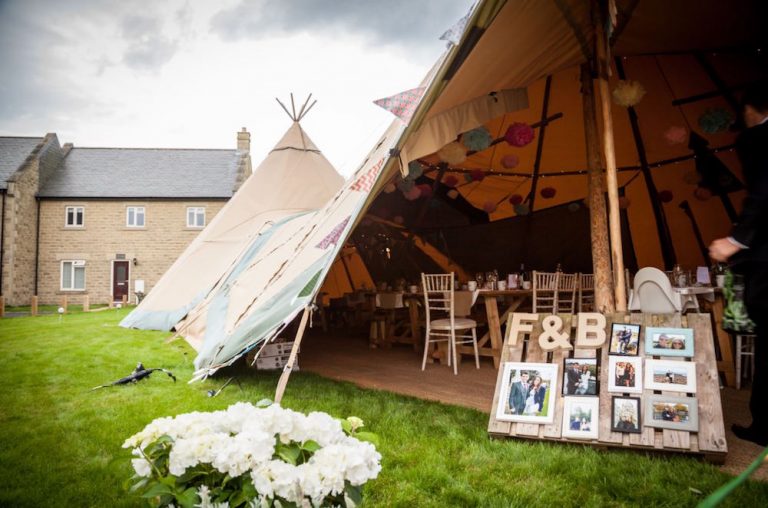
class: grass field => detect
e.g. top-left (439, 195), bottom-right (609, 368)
top-left (1, 310), bottom-right (766, 507)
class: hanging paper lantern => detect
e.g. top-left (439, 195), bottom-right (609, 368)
top-left (417, 183), bottom-right (433, 199)
top-left (447, 189), bottom-right (459, 199)
top-left (540, 187), bottom-right (556, 199)
top-left (567, 202), bottom-right (581, 212)
top-left (664, 126), bottom-right (688, 145)
top-left (383, 182), bottom-right (397, 194)
top-left (618, 196), bottom-right (631, 209)
top-left (694, 187), bottom-right (713, 201)
top-left (397, 178), bottom-right (415, 193)
top-left (443, 174), bottom-right (459, 187)
top-left (514, 203), bottom-right (530, 216)
top-left (501, 154), bottom-right (520, 169)
top-left (469, 169), bottom-right (486, 182)
top-left (408, 161), bottom-right (424, 179)
top-left (682, 169), bottom-right (701, 185)
top-left (483, 201), bottom-right (498, 214)
top-left (504, 122), bottom-right (535, 147)
top-left (393, 215), bottom-right (404, 225)
top-left (508, 194), bottom-right (524, 205)
top-left (612, 80), bottom-right (646, 107)
top-left (437, 141), bottom-right (467, 165)
top-left (658, 190), bottom-right (674, 203)
top-left (698, 108), bottom-right (734, 134)
top-left (404, 186), bottom-right (422, 201)
top-left (462, 127), bottom-right (493, 151)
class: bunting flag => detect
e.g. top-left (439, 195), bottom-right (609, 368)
top-left (350, 157), bottom-right (385, 193)
top-left (373, 87), bottom-right (425, 123)
top-left (315, 216), bottom-right (350, 250)
top-left (439, 11), bottom-right (470, 46)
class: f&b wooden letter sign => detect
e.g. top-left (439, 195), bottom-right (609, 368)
top-left (507, 313), bottom-right (607, 351)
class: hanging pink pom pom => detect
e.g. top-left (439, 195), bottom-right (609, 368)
top-left (470, 169), bottom-right (486, 182)
top-left (508, 194), bottom-right (523, 205)
top-left (501, 154), bottom-right (519, 169)
top-left (443, 174), bottom-right (459, 187)
top-left (437, 141), bottom-right (467, 165)
top-left (664, 126), bottom-right (688, 145)
top-left (417, 183), bottom-right (433, 199)
top-left (404, 186), bottom-right (422, 201)
top-left (504, 122), bottom-right (535, 147)
top-left (383, 182), bottom-right (397, 194)
top-left (619, 196), bottom-right (631, 209)
top-left (658, 190), bottom-right (674, 203)
top-left (612, 80), bottom-right (646, 107)
top-left (447, 189), bottom-right (459, 199)
top-left (393, 215), bottom-right (404, 225)
top-left (483, 201), bottom-right (497, 214)
top-left (540, 187), bottom-right (556, 199)
top-left (694, 187), bottom-right (712, 201)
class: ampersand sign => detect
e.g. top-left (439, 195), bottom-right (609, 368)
top-left (538, 315), bottom-right (573, 351)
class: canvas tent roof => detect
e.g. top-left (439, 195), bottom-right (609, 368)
top-left (175, 0), bottom-right (765, 377)
top-left (120, 121), bottom-right (344, 335)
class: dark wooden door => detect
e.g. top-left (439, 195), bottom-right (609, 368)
top-left (113, 261), bottom-right (130, 302)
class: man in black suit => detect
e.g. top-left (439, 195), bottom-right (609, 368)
top-left (710, 83), bottom-right (768, 446)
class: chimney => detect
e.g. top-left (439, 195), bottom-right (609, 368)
top-left (62, 143), bottom-right (74, 156)
top-left (237, 127), bottom-right (250, 153)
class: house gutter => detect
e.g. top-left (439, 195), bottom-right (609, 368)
top-left (33, 197), bottom-right (40, 295)
top-left (0, 190), bottom-right (5, 295)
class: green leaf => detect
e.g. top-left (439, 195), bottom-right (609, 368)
top-left (352, 431), bottom-right (380, 448)
top-left (128, 477), bottom-right (149, 493)
top-left (140, 482), bottom-right (174, 498)
top-left (276, 444), bottom-right (300, 465)
top-left (301, 440), bottom-right (321, 453)
top-left (175, 487), bottom-right (199, 508)
top-left (340, 419), bottom-right (352, 434)
top-left (256, 398), bottom-right (273, 408)
top-left (346, 483), bottom-right (363, 506)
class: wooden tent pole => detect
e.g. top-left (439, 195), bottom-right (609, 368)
top-left (593, 3), bottom-right (627, 311)
top-left (526, 75), bottom-right (553, 212)
top-left (580, 63), bottom-right (615, 312)
top-left (679, 200), bottom-right (712, 267)
top-left (274, 306), bottom-right (310, 404)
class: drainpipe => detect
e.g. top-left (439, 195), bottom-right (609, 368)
top-left (0, 190), bottom-right (5, 295)
top-left (34, 197), bottom-right (41, 295)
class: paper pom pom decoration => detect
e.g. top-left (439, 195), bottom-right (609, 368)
top-left (437, 141), bottom-right (467, 165)
top-left (540, 187), bottom-right (556, 199)
top-left (462, 127), bottom-right (493, 151)
top-left (393, 215), bottom-right (404, 225)
top-left (658, 190), bottom-right (674, 203)
top-left (698, 108), bottom-right (734, 134)
top-left (514, 203), bottom-right (530, 216)
top-left (483, 201), bottom-right (498, 214)
top-left (618, 196), bottom-right (631, 209)
top-left (408, 161), bottom-right (424, 179)
top-left (397, 178), bottom-right (415, 192)
top-left (443, 174), bottom-right (459, 187)
top-left (404, 186), bottom-right (422, 201)
top-left (508, 194), bottom-right (524, 205)
top-left (383, 182), bottom-right (397, 193)
top-left (501, 154), bottom-right (519, 169)
top-left (469, 169), bottom-right (486, 182)
top-left (694, 187), bottom-right (713, 201)
top-left (447, 189), bottom-right (459, 199)
top-left (417, 183), bottom-right (433, 199)
top-left (567, 202), bottom-right (581, 212)
top-left (612, 80), bottom-right (646, 107)
top-left (682, 170), bottom-right (701, 185)
top-left (505, 122), bottom-right (535, 147)
top-left (664, 126), bottom-right (688, 145)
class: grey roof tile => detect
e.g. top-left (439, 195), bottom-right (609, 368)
top-left (38, 147), bottom-right (242, 198)
top-left (0, 137), bottom-right (44, 189)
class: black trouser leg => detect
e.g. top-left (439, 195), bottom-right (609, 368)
top-left (745, 262), bottom-right (768, 432)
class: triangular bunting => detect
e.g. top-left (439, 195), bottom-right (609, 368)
top-left (439, 11), bottom-right (470, 46)
top-left (373, 87), bottom-right (425, 123)
top-left (315, 216), bottom-right (350, 250)
top-left (350, 157), bottom-right (385, 193)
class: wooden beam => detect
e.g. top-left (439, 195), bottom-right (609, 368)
top-left (413, 164), bottom-right (447, 229)
top-left (274, 307), bottom-right (310, 404)
top-left (694, 52), bottom-right (742, 114)
top-left (528, 75), bottom-right (554, 212)
top-left (679, 200), bottom-right (712, 268)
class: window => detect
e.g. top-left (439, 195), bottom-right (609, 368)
top-left (65, 206), bottom-right (84, 227)
top-left (61, 261), bottom-right (86, 290)
top-left (186, 206), bottom-right (206, 228)
top-left (126, 206), bottom-right (145, 227)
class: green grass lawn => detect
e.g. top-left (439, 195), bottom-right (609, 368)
top-left (0, 311), bottom-right (766, 507)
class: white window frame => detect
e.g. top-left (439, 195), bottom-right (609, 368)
top-left (186, 206), bottom-right (206, 228)
top-left (61, 260), bottom-right (86, 291)
top-left (126, 206), bottom-right (146, 228)
top-left (64, 206), bottom-right (84, 228)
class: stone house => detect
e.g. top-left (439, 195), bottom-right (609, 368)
top-left (0, 130), bottom-right (251, 306)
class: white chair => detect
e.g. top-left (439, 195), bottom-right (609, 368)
top-left (735, 334), bottom-right (756, 390)
top-left (558, 273), bottom-right (578, 314)
top-left (532, 271), bottom-right (559, 312)
top-left (421, 273), bottom-right (479, 375)
top-left (578, 273), bottom-right (595, 312)
top-left (630, 267), bottom-right (682, 313)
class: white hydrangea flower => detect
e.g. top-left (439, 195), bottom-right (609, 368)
top-left (131, 456), bottom-right (152, 477)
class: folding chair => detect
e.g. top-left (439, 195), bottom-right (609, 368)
top-left (532, 271), bottom-right (559, 313)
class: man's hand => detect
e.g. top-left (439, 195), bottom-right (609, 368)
top-left (708, 237), bottom-right (742, 262)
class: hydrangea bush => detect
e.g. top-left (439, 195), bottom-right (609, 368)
top-left (123, 401), bottom-right (381, 507)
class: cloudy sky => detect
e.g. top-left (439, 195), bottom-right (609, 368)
top-left (0, 0), bottom-right (473, 176)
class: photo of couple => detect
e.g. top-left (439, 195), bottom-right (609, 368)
top-left (608, 357), bottom-right (643, 394)
top-left (508, 370), bottom-right (548, 416)
top-left (609, 323), bottom-right (641, 356)
top-left (563, 358), bottom-right (598, 396)
top-left (496, 362), bottom-right (558, 423)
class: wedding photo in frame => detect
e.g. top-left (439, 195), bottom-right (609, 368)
top-left (644, 359), bottom-right (697, 393)
top-left (608, 323), bottom-right (641, 356)
top-left (561, 397), bottom-right (600, 440)
top-left (611, 396), bottom-right (641, 433)
top-left (644, 327), bottom-right (694, 357)
top-left (562, 358), bottom-right (599, 396)
top-left (645, 395), bottom-right (699, 432)
top-left (495, 362), bottom-right (559, 424)
top-left (607, 356), bottom-right (643, 394)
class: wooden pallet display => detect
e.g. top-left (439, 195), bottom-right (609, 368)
top-left (488, 312), bottom-right (727, 463)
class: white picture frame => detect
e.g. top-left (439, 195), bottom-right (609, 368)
top-left (561, 396), bottom-right (600, 440)
top-left (607, 356), bottom-right (643, 394)
top-left (644, 359), bottom-right (697, 393)
top-left (495, 362), bottom-right (559, 423)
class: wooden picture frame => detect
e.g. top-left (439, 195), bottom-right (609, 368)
top-left (644, 394), bottom-right (699, 431)
top-left (611, 396), bottom-right (641, 433)
top-left (644, 359), bottom-right (697, 393)
top-left (644, 327), bottom-right (694, 357)
top-left (495, 362), bottom-right (559, 423)
top-left (561, 396), bottom-right (600, 439)
top-left (562, 357), bottom-right (599, 396)
top-left (608, 323), bottom-right (641, 356)
top-left (607, 356), bottom-right (643, 394)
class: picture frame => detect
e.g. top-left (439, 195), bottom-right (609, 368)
top-left (607, 356), bottom-right (643, 394)
top-left (561, 396), bottom-right (600, 440)
top-left (495, 362), bottom-right (559, 423)
top-left (611, 396), bottom-right (641, 433)
top-left (562, 357), bottom-right (599, 396)
top-left (608, 323), bottom-right (641, 356)
top-left (644, 359), bottom-right (697, 393)
top-left (644, 327), bottom-right (695, 357)
top-left (644, 394), bottom-right (699, 431)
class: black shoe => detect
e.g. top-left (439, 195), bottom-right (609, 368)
top-left (731, 425), bottom-right (768, 446)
